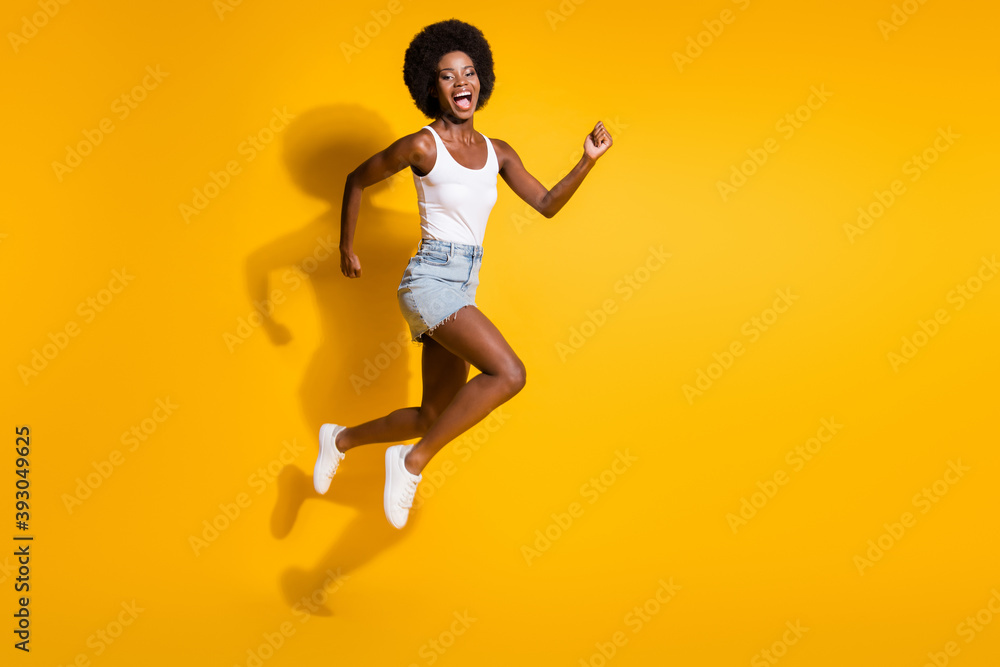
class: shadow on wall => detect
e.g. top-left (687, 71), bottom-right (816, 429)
top-left (243, 104), bottom-right (421, 614)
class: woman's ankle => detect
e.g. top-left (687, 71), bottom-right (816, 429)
top-left (403, 447), bottom-right (425, 475)
top-left (335, 428), bottom-right (352, 453)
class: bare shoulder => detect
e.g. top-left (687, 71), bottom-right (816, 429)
top-left (388, 126), bottom-right (434, 159)
top-left (399, 127), bottom-right (436, 175)
top-left (406, 126), bottom-right (435, 153)
top-left (487, 137), bottom-right (517, 169)
top-left (488, 136), bottom-right (513, 153)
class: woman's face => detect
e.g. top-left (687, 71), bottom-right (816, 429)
top-left (431, 50), bottom-right (478, 119)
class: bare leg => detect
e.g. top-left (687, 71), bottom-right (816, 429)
top-left (404, 306), bottom-right (525, 475)
top-left (335, 336), bottom-right (470, 452)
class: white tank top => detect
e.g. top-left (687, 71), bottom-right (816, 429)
top-left (412, 125), bottom-right (499, 247)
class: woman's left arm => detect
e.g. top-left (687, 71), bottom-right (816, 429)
top-left (497, 121), bottom-right (612, 219)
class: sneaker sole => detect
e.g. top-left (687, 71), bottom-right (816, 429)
top-left (314, 424), bottom-right (342, 495)
top-left (384, 445), bottom-right (407, 529)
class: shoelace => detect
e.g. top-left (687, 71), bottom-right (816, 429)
top-left (398, 477), bottom-right (418, 509)
top-left (324, 441), bottom-right (344, 480)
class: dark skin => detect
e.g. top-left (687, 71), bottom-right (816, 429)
top-left (336, 50), bottom-right (611, 474)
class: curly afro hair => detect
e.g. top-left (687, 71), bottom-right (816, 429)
top-left (403, 19), bottom-right (495, 119)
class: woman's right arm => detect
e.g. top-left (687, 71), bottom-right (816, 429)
top-left (340, 131), bottom-right (432, 278)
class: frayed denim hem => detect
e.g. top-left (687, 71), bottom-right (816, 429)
top-left (414, 303), bottom-right (475, 343)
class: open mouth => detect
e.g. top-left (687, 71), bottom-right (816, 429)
top-left (453, 91), bottom-right (472, 110)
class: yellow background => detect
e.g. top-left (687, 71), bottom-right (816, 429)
top-left (4, 0), bottom-right (999, 665)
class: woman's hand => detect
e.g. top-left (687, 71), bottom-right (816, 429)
top-left (340, 248), bottom-right (362, 278)
top-left (584, 121), bottom-right (612, 161)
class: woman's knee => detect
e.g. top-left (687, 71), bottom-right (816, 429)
top-left (501, 356), bottom-right (526, 396)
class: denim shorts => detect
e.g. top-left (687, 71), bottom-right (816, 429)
top-left (397, 238), bottom-right (484, 343)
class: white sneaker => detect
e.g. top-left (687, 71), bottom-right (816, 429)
top-left (314, 424), bottom-right (346, 494)
top-left (384, 444), bottom-right (422, 529)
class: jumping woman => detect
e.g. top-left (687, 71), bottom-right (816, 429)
top-left (313, 18), bottom-right (612, 528)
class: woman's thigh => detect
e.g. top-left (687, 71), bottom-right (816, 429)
top-left (420, 335), bottom-right (470, 417)
top-left (425, 305), bottom-right (523, 378)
